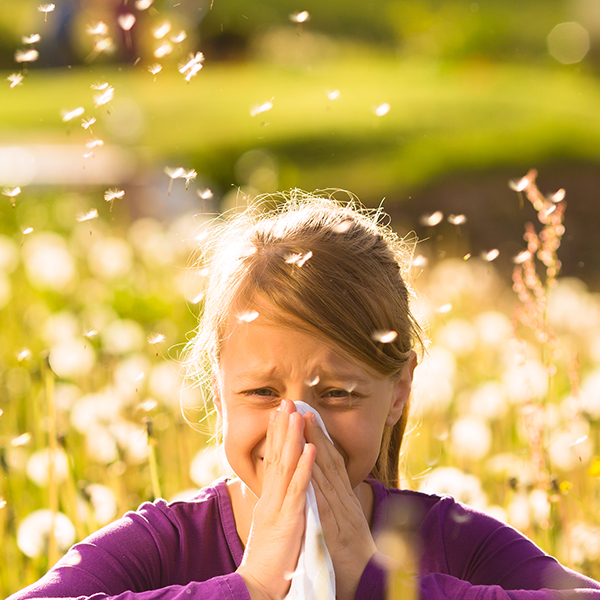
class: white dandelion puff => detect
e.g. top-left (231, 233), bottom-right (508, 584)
top-left (290, 11), bottom-right (310, 23)
top-left (251, 99), bottom-right (274, 117)
top-left (237, 311), bottom-right (259, 324)
top-left (15, 49), bottom-right (39, 63)
top-left (22, 34), bottom-right (41, 45)
top-left (374, 103), bottom-right (390, 116)
top-left (104, 188), bottom-right (124, 203)
top-left (372, 330), bottom-right (398, 344)
top-left (76, 209), bottom-right (98, 222)
top-left (61, 107), bottom-right (85, 122)
top-left (420, 211), bottom-right (443, 227)
top-left (17, 510), bottom-right (75, 558)
top-left (87, 22), bottom-right (108, 36)
top-left (8, 73), bottom-right (24, 88)
top-left (117, 13), bottom-right (136, 31)
top-left (153, 22), bottom-right (171, 39)
top-left (11, 433), bottom-right (32, 447)
top-left (148, 63), bottom-right (162, 76)
top-left (154, 43), bottom-right (173, 58)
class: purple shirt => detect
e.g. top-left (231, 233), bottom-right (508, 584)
top-left (9, 478), bottom-right (600, 599)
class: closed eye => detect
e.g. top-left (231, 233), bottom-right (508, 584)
top-left (242, 388), bottom-right (277, 397)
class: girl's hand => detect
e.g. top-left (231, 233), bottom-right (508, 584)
top-left (304, 412), bottom-right (378, 600)
top-left (236, 399), bottom-right (316, 600)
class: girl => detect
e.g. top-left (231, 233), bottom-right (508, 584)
top-left (9, 195), bottom-right (600, 600)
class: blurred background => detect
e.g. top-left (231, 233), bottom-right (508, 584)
top-left (2, 0), bottom-right (600, 595)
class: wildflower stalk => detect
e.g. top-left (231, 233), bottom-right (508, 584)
top-left (144, 418), bottom-right (162, 500)
top-left (43, 357), bottom-right (59, 567)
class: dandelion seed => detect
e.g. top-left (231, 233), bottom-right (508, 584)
top-left (374, 103), bottom-right (390, 117)
top-left (87, 22), bottom-right (108, 36)
top-left (285, 250), bottom-right (313, 267)
top-left (184, 63), bottom-right (203, 82)
top-left (76, 209), bottom-right (98, 222)
top-left (179, 52), bottom-right (204, 75)
top-left (118, 13), bottom-right (136, 31)
top-left (411, 255), bottom-right (429, 268)
top-left (81, 117), bottom-right (96, 130)
top-left (135, 0), bottom-right (154, 9)
top-left (94, 86), bottom-right (114, 107)
top-left (290, 10), bottom-right (310, 23)
top-left (483, 248), bottom-right (500, 262)
top-left (148, 333), bottom-right (166, 345)
top-left (197, 188), bottom-right (213, 200)
top-left (153, 22), bottom-right (171, 39)
top-left (85, 139), bottom-right (104, 149)
top-left (514, 250), bottom-right (531, 264)
top-left (420, 211), bottom-right (443, 227)
top-left (8, 73), bottom-right (24, 88)
top-left (17, 349), bottom-right (32, 361)
top-left (3, 187), bottom-right (21, 198)
top-left (251, 100), bottom-right (274, 117)
top-left (93, 38), bottom-right (113, 53)
top-left (372, 330), bottom-right (398, 343)
top-left (0, 498), bottom-right (6, 509)
top-left (306, 375), bottom-right (320, 386)
top-left (61, 107), bottom-right (84, 122)
top-left (191, 292), bottom-right (205, 304)
top-left (509, 175), bottom-right (531, 192)
top-left (22, 227), bottom-right (33, 235)
top-left (11, 432), bottom-right (32, 447)
top-left (171, 31), bottom-right (187, 44)
top-left (38, 4), bottom-right (55, 21)
top-left (184, 170), bottom-right (197, 189)
top-left (327, 90), bottom-right (340, 101)
top-left (15, 49), bottom-right (39, 63)
top-left (437, 303), bottom-right (453, 314)
top-left (22, 34), bottom-right (41, 45)
top-left (237, 311), bottom-right (259, 323)
top-left (154, 43), bottom-right (173, 58)
top-left (148, 63), bottom-right (162, 78)
top-left (551, 189), bottom-right (566, 203)
top-left (571, 435), bottom-right (588, 447)
top-left (135, 372), bottom-right (146, 382)
top-left (104, 188), bottom-right (124, 203)
top-left (84, 329), bottom-right (98, 338)
top-left (139, 398), bottom-right (158, 412)
top-left (448, 214), bottom-right (467, 226)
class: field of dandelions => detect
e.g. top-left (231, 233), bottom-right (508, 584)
top-left (2, 170), bottom-right (600, 596)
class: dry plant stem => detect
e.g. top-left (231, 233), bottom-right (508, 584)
top-left (44, 360), bottom-right (59, 567)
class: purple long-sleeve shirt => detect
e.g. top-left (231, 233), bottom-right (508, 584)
top-left (9, 477), bottom-right (600, 600)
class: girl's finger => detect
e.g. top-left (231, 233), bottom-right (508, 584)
top-left (281, 441), bottom-right (316, 516)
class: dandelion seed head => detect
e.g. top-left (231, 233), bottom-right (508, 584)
top-left (22, 34), bottom-right (41, 45)
top-left (3, 187), bottom-right (21, 198)
top-left (94, 86), bottom-right (115, 107)
top-left (448, 214), bottom-right (467, 226)
top-left (327, 89), bottom-right (340, 101)
top-left (15, 49), bottom-right (39, 63)
top-left (237, 311), bottom-right (259, 324)
top-left (171, 31), bottom-right (187, 44)
top-left (76, 209), bottom-right (99, 222)
top-left (148, 333), bottom-right (166, 345)
top-left (61, 106), bottom-right (85, 122)
top-left (85, 139), bottom-right (104, 149)
top-left (87, 21), bottom-right (108, 36)
top-left (104, 188), bottom-right (125, 203)
top-left (148, 63), bottom-right (162, 76)
top-left (374, 103), bottom-right (390, 117)
top-left (509, 175), bottom-right (531, 192)
top-left (290, 10), bottom-right (310, 23)
top-left (135, 0), bottom-right (154, 9)
top-left (153, 22), bottom-right (172, 39)
top-left (17, 349), bottom-right (32, 361)
top-left (411, 255), bottom-right (429, 268)
top-left (93, 38), bottom-right (113, 53)
top-left (197, 188), bottom-right (213, 200)
top-left (12, 432), bottom-right (32, 447)
top-left (420, 211), bottom-right (443, 227)
top-left (8, 73), bottom-right (24, 88)
top-left (482, 248), bottom-right (500, 262)
top-left (117, 13), bottom-right (136, 31)
top-left (372, 330), bottom-right (398, 344)
top-left (154, 43), bottom-right (173, 58)
top-left (251, 100), bottom-right (274, 117)
top-left (17, 509), bottom-right (75, 558)
top-left (37, 4), bottom-right (55, 14)
top-left (285, 250), bottom-right (312, 267)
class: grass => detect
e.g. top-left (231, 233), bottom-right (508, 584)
top-left (2, 54), bottom-right (600, 196)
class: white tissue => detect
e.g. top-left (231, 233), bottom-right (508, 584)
top-left (284, 401), bottom-right (336, 600)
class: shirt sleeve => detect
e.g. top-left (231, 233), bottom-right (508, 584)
top-left (7, 498), bottom-right (251, 600)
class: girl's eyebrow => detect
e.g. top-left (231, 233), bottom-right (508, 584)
top-left (234, 366), bottom-right (373, 385)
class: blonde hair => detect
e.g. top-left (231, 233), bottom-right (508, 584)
top-left (185, 192), bottom-right (421, 488)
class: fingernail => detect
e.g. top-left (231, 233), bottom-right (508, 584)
top-left (277, 399), bottom-right (287, 411)
top-left (309, 412), bottom-right (317, 425)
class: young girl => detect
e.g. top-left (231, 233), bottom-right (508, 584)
top-left (9, 195), bottom-right (600, 600)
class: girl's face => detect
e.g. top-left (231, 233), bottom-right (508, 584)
top-left (214, 311), bottom-right (413, 497)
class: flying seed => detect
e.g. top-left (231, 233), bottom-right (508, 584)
top-left (148, 333), bottom-right (166, 345)
top-left (87, 22), bottom-right (108, 36)
top-left (153, 22), bottom-right (171, 39)
top-left (237, 311), bottom-right (259, 323)
top-left (482, 249), bottom-right (500, 262)
top-left (22, 34), bottom-right (41, 45)
top-left (61, 107), bottom-right (84, 122)
top-left (374, 103), bottom-right (390, 116)
top-left (251, 100), bottom-right (274, 117)
top-left (448, 214), bottom-right (467, 225)
top-left (76, 209), bottom-right (99, 222)
top-left (8, 73), bottom-right (24, 88)
top-left (117, 14), bottom-right (136, 31)
top-left (15, 49), bottom-right (39, 63)
top-left (290, 11), bottom-right (310, 23)
top-left (372, 330), bottom-right (398, 343)
top-left (420, 211), bottom-right (443, 227)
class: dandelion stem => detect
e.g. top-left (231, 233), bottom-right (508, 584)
top-left (144, 418), bottom-right (162, 500)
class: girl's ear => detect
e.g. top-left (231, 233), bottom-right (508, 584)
top-left (386, 350), bottom-right (417, 427)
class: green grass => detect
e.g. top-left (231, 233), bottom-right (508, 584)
top-left (2, 55), bottom-right (600, 196)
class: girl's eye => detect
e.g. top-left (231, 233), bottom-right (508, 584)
top-left (324, 389), bottom-right (351, 398)
top-left (244, 388), bottom-right (277, 398)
